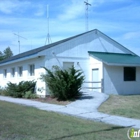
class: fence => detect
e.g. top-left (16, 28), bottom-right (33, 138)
top-left (82, 80), bottom-right (103, 91)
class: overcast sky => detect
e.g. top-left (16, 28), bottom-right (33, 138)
top-left (0, 0), bottom-right (140, 55)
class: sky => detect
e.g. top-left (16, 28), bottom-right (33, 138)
top-left (0, 0), bottom-right (140, 55)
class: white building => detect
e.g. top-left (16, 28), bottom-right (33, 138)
top-left (0, 29), bottom-right (140, 97)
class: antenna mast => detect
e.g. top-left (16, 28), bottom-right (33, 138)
top-left (14, 32), bottom-right (27, 54)
top-left (84, 0), bottom-right (91, 31)
top-left (45, 5), bottom-right (52, 45)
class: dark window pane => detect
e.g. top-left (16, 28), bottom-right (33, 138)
top-left (124, 67), bottom-right (136, 81)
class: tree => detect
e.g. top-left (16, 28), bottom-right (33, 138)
top-left (3, 47), bottom-right (13, 59)
top-left (0, 47), bottom-right (13, 61)
top-left (0, 51), bottom-right (4, 61)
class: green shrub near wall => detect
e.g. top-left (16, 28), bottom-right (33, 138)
top-left (6, 80), bottom-right (36, 98)
top-left (41, 66), bottom-right (84, 101)
top-left (0, 87), bottom-right (9, 96)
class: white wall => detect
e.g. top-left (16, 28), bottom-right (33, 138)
top-left (0, 56), bottom-right (47, 97)
top-left (103, 64), bottom-right (140, 95)
top-left (45, 56), bottom-right (90, 93)
top-left (88, 56), bottom-right (103, 92)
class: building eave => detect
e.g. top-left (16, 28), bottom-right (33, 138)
top-left (0, 53), bottom-right (45, 67)
top-left (104, 62), bottom-right (140, 67)
top-left (89, 51), bottom-right (140, 67)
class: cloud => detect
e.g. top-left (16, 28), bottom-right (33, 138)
top-left (0, 0), bottom-right (30, 14)
top-left (0, 0), bottom-right (46, 17)
top-left (123, 31), bottom-right (140, 40)
top-left (58, 0), bottom-right (104, 21)
top-left (58, 0), bottom-right (84, 21)
top-left (34, 4), bottom-right (46, 17)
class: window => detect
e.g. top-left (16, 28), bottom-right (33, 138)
top-left (124, 67), bottom-right (136, 81)
top-left (18, 66), bottom-right (23, 77)
top-left (63, 62), bottom-right (74, 70)
top-left (11, 68), bottom-right (15, 77)
top-left (29, 64), bottom-right (35, 76)
top-left (3, 69), bottom-right (7, 78)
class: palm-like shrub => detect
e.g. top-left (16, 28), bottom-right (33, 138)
top-left (41, 66), bottom-right (84, 101)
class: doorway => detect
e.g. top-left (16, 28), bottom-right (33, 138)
top-left (92, 68), bottom-right (101, 92)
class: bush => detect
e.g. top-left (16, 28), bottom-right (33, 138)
top-left (0, 86), bottom-right (9, 96)
top-left (7, 80), bottom-right (36, 98)
top-left (23, 91), bottom-right (37, 99)
top-left (41, 66), bottom-right (84, 101)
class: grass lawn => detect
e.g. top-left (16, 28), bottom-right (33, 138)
top-left (0, 101), bottom-right (132, 140)
top-left (99, 95), bottom-right (140, 119)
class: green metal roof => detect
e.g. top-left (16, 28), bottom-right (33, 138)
top-left (88, 51), bottom-right (140, 66)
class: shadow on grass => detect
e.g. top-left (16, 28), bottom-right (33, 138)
top-left (48, 125), bottom-right (134, 140)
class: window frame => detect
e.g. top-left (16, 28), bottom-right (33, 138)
top-left (18, 66), bottom-right (23, 77)
top-left (29, 64), bottom-right (35, 76)
top-left (123, 67), bottom-right (136, 81)
top-left (3, 69), bottom-right (7, 78)
top-left (11, 67), bottom-right (15, 77)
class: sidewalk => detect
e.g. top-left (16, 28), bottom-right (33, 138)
top-left (0, 91), bottom-right (140, 129)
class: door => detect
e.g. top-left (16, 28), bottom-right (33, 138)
top-left (92, 68), bottom-right (100, 92)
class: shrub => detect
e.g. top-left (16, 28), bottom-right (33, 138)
top-left (7, 80), bottom-right (36, 98)
top-left (0, 86), bottom-right (9, 96)
top-left (41, 66), bottom-right (84, 101)
top-left (24, 91), bottom-right (37, 99)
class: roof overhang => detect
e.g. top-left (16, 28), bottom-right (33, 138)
top-left (89, 51), bottom-right (140, 67)
top-left (0, 54), bottom-right (45, 67)
top-left (103, 62), bottom-right (140, 67)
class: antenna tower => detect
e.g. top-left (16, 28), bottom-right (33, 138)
top-left (84, 0), bottom-right (91, 31)
top-left (14, 32), bottom-right (27, 54)
top-left (45, 5), bottom-right (52, 45)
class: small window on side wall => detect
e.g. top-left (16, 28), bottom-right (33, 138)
top-left (29, 64), bottom-right (35, 76)
top-left (4, 69), bottom-right (7, 78)
top-left (18, 66), bottom-right (23, 77)
top-left (11, 68), bottom-right (15, 77)
top-left (124, 67), bottom-right (136, 81)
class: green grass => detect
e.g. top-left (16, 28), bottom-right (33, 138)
top-left (0, 101), bottom-right (133, 140)
top-left (99, 95), bottom-right (140, 119)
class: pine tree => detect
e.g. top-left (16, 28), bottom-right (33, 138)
top-left (0, 47), bottom-right (13, 61)
top-left (0, 51), bottom-right (4, 61)
top-left (3, 47), bottom-right (13, 59)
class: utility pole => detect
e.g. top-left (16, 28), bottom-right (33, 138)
top-left (84, 0), bottom-right (91, 31)
top-left (14, 32), bottom-right (27, 54)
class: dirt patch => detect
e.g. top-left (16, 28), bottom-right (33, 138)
top-left (32, 95), bottom-right (72, 105)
